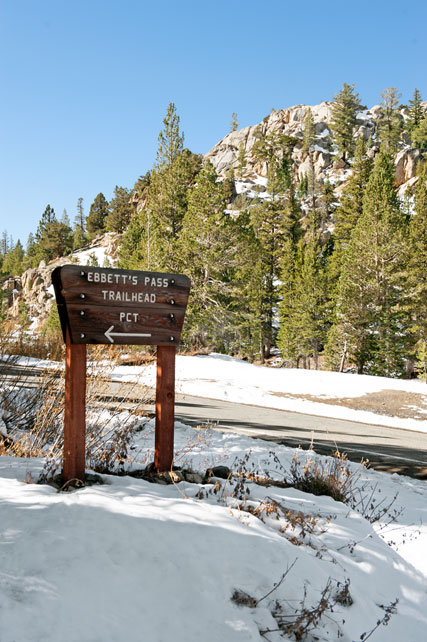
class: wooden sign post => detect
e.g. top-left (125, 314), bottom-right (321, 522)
top-left (52, 265), bottom-right (190, 483)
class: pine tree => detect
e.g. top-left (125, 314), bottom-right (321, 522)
top-left (145, 104), bottom-right (200, 270)
top-left (61, 209), bottom-right (70, 227)
top-left (328, 136), bottom-right (373, 288)
top-left (118, 213), bottom-right (147, 269)
top-left (143, 148), bottom-right (202, 271)
top-left (35, 205), bottom-right (56, 242)
top-left (120, 104), bottom-right (202, 272)
top-left (330, 83), bottom-right (362, 162)
top-left (106, 186), bottom-right (134, 233)
top-left (26, 233), bottom-right (35, 254)
top-left (411, 118), bottom-right (427, 150)
top-left (73, 225), bottom-right (86, 250)
top-left (37, 220), bottom-right (73, 261)
top-left (333, 137), bottom-right (373, 249)
top-left (277, 236), bottom-right (300, 365)
top-left (32, 205), bottom-right (71, 265)
top-left (251, 132), bottom-right (300, 359)
top-left (407, 89), bottom-right (424, 141)
top-left (306, 153), bottom-right (320, 213)
top-left (232, 209), bottom-right (264, 359)
top-left (230, 112), bottom-right (239, 132)
top-left (377, 87), bottom-right (402, 152)
top-left (22, 234), bottom-right (36, 271)
top-left (223, 167), bottom-right (236, 204)
top-left (278, 205), bottom-right (329, 369)
top-left (302, 108), bottom-right (316, 154)
top-left (156, 101), bottom-right (184, 169)
top-left (86, 193), bottom-right (109, 237)
top-left (320, 179), bottom-right (336, 222)
top-left (2, 240), bottom-right (24, 275)
top-left (237, 143), bottom-right (246, 178)
top-left (73, 197), bottom-right (86, 249)
top-left (0, 230), bottom-right (10, 259)
top-left (328, 150), bottom-right (410, 375)
top-left (178, 161), bottom-right (234, 349)
top-left (408, 161), bottom-right (427, 361)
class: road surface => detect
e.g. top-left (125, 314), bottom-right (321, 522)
top-left (175, 394), bottom-right (427, 480)
top-left (2, 361), bottom-right (427, 479)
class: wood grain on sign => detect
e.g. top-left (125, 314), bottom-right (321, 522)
top-left (52, 265), bottom-right (191, 346)
top-left (63, 326), bottom-right (86, 482)
top-left (154, 346), bottom-right (176, 471)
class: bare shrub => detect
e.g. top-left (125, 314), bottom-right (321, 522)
top-left (1, 336), bottom-right (154, 478)
top-left (1, 326), bottom-right (64, 361)
top-left (233, 562), bottom-right (353, 641)
top-left (288, 448), bottom-right (361, 504)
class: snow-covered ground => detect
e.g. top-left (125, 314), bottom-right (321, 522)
top-left (1, 424), bottom-right (427, 642)
top-left (1, 353), bottom-right (427, 641)
top-left (112, 353), bottom-right (427, 433)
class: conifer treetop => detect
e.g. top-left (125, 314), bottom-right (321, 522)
top-left (155, 102), bottom-right (184, 169)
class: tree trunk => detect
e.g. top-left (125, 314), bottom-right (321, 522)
top-left (339, 340), bottom-right (347, 373)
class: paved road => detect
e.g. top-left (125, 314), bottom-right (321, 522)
top-left (3, 362), bottom-right (427, 479)
top-left (175, 394), bottom-right (427, 480)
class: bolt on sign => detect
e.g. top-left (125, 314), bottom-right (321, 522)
top-left (52, 265), bottom-right (190, 484)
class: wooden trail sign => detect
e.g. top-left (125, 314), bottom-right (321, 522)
top-left (52, 265), bottom-right (190, 483)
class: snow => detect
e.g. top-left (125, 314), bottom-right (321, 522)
top-left (317, 128), bottom-right (331, 138)
top-left (253, 175), bottom-right (268, 187)
top-left (1, 424), bottom-right (427, 641)
top-left (311, 144), bottom-right (329, 153)
top-left (2, 353), bottom-right (427, 640)
top-left (73, 245), bottom-right (109, 266)
top-left (112, 353), bottom-right (427, 433)
top-left (356, 110), bottom-right (372, 122)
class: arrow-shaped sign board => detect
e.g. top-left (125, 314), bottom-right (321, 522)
top-left (52, 265), bottom-right (191, 483)
top-left (52, 265), bottom-right (191, 346)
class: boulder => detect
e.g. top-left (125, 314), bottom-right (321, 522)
top-left (394, 148), bottom-right (422, 186)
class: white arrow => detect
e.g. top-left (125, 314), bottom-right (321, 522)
top-left (104, 325), bottom-right (152, 343)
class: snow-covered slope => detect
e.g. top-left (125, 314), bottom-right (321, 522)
top-left (112, 353), bottom-right (427, 433)
top-left (1, 425), bottom-right (427, 642)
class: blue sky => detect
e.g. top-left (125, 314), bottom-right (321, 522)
top-left (1, 0), bottom-right (426, 244)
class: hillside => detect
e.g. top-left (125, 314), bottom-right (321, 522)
top-left (206, 101), bottom-right (424, 198)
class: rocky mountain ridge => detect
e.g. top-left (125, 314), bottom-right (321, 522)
top-left (206, 101), bottom-right (426, 199)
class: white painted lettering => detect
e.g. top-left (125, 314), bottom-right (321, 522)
top-left (150, 293), bottom-right (156, 303)
top-left (87, 272), bottom-right (93, 282)
top-left (119, 311), bottom-right (140, 323)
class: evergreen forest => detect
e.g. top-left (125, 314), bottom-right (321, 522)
top-left (1, 85), bottom-right (427, 380)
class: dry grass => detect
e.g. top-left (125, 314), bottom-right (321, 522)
top-left (271, 388), bottom-right (427, 421)
top-left (0, 333), bottom-right (155, 478)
